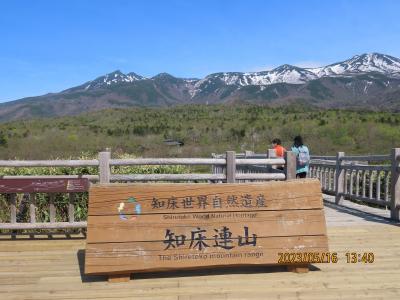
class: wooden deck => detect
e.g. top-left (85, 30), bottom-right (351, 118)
top-left (1, 197), bottom-right (400, 300)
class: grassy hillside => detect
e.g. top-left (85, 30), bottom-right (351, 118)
top-left (0, 104), bottom-right (400, 159)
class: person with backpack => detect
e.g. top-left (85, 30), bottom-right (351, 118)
top-left (291, 135), bottom-right (310, 178)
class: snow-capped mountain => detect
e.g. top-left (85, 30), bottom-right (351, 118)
top-left (187, 53), bottom-right (400, 97)
top-left (194, 65), bottom-right (317, 89)
top-left (307, 53), bottom-right (400, 77)
top-left (196, 53), bottom-right (400, 89)
top-left (68, 53), bottom-right (400, 94)
top-left (1, 53), bottom-right (400, 122)
top-left (74, 70), bottom-right (145, 91)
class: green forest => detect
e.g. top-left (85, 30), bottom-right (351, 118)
top-left (1, 104), bottom-right (400, 159)
top-left (1, 104), bottom-right (400, 223)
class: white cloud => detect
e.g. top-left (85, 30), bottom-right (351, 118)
top-left (246, 61), bottom-right (326, 72)
top-left (293, 61), bottom-right (325, 68)
top-left (248, 65), bottom-right (277, 72)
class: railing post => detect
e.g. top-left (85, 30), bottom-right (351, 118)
top-left (268, 149), bottom-right (276, 158)
top-left (49, 194), bottom-right (56, 223)
top-left (390, 148), bottom-right (400, 220)
top-left (245, 150), bottom-right (254, 157)
top-left (284, 151), bottom-right (296, 180)
top-left (226, 151), bottom-right (236, 183)
top-left (68, 193), bottom-right (75, 223)
top-left (211, 153), bottom-right (216, 181)
top-left (10, 194), bottom-right (16, 223)
top-left (29, 193), bottom-right (36, 224)
top-left (335, 152), bottom-right (345, 204)
top-left (17, 193), bottom-right (29, 223)
top-left (99, 149), bottom-right (111, 184)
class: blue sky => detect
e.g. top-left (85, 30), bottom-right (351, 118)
top-left (1, 0), bottom-right (400, 102)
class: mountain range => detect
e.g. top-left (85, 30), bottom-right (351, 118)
top-left (1, 53), bottom-right (400, 122)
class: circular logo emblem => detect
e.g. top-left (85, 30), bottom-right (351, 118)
top-left (117, 197), bottom-right (141, 221)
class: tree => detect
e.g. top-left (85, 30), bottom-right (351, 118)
top-left (0, 131), bottom-right (8, 147)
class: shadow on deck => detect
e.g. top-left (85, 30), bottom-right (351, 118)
top-left (76, 249), bottom-right (322, 284)
top-left (1, 198), bottom-right (400, 300)
top-left (322, 194), bottom-right (399, 227)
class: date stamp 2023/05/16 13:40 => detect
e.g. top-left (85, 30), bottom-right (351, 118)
top-left (277, 252), bottom-right (375, 264)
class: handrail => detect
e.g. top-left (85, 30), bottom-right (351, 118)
top-left (0, 175), bottom-right (99, 180)
top-left (235, 158), bottom-right (285, 165)
top-left (310, 161), bottom-right (336, 166)
top-left (236, 173), bottom-right (285, 180)
top-left (311, 155), bottom-right (336, 160)
top-left (110, 174), bottom-right (226, 181)
top-left (339, 155), bottom-right (390, 161)
top-left (110, 158), bottom-right (226, 165)
top-left (308, 149), bottom-right (400, 220)
top-left (0, 150), bottom-right (295, 231)
top-left (217, 150), bottom-right (397, 215)
top-left (311, 155), bottom-right (392, 162)
top-left (2, 148), bottom-right (399, 232)
top-left (341, 165), bottom-right (391, 171)
top-left (0, 221), bottom-right (87, 230)
top-left (0, 160), bottom-right (99, 167)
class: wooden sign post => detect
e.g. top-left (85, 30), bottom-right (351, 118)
top-left (85, 179), bottom-right (328, 282)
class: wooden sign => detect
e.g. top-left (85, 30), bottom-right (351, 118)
top-left (0, 178), bottom-right (89, 193)
top-left (85, 179), bottom-right (328, 281)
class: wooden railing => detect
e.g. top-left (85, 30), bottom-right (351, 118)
top-left (0, 150), bottom-right (296, 230)
top-left (213, 149), bottom-right (400, 221)
top-left (211, 149), bottom-right (283, 178)
top-left (309, 149), bottom-right (400, 220)
top-left (3, 148), bottom-right (398, 231)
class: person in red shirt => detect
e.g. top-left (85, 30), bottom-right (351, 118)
top-left (272, 138), bottom-right (286, 158)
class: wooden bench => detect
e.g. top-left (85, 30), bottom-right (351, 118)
top-left (84, 179), bottom-right (329, 282)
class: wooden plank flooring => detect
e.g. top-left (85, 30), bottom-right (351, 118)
top-left (1, 198), bottom-right (400, 300)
